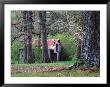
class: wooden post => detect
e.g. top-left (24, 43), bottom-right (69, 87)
top-left (57, 52), bottom-right (60, 61)
top-left (48, 49), bottom-right (51, 61)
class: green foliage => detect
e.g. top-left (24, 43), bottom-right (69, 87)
top-left (11, 11), bottom-right (81, 64)
top-left (11, 40), bottom-right (22, 64)
top-left (48, 32), bottom-right (76, 61)
top-left (11, 41), bottom-right (42, 63)
top-left (32, 46), bottom-right (41, 63)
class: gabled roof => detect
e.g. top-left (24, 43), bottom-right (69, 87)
top-left (47, 39), bottom-right (59, 49)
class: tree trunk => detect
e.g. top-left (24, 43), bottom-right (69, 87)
top-left (81, 11), bottom-right (100, 68)
top-left (39, 11), bottom-right (50, 63)
top-left (76, 38), bottom-right (81, 59)
top-left (22, 11), bottom-right (34, 63)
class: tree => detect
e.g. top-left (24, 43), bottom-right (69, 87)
top-left (80, 11), bottom-right (100, 68)
top-left (39, 11), bottom-right (50, 63)
top-left (22, 11), bottom-right (34, 63)
top-left (69, 11), bottom-right (100, 69)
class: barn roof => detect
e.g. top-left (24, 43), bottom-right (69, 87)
top-left (47, 39), bottom-right (60, 49)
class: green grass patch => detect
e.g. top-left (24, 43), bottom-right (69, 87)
top-left (12, 61), bottom-right (74, 67)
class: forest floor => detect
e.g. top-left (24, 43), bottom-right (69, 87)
top-left (11, 61), bottom-right (100, 77)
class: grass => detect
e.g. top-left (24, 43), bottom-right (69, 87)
top-left (11, 61), bottom-right (100, 77)
top-left (12, 61), bottom-right (74, 67)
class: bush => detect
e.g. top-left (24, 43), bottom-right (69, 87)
top-left (32, 46), bottom-right (41, 63)
top-left (11, 40), bottom-right (22, 64)
top-left (47, 32), bottom-right (76, 61)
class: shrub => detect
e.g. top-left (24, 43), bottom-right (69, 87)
top-left (11, 40), bottom-right (22, 64)
top-left (32, 46), bottom-right (41, 63)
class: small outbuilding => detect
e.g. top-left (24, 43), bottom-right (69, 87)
top-left (47, 39), bottom-right (61, 61)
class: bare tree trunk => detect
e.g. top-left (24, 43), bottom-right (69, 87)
top-left (39, 11), bottom-right (50, 63)
top-left (76, 38), bottom-right (81, 59)
top-left (22, 11), bottom-right (34, 63)
top-left (81, 11), bottom-right (100, 68)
